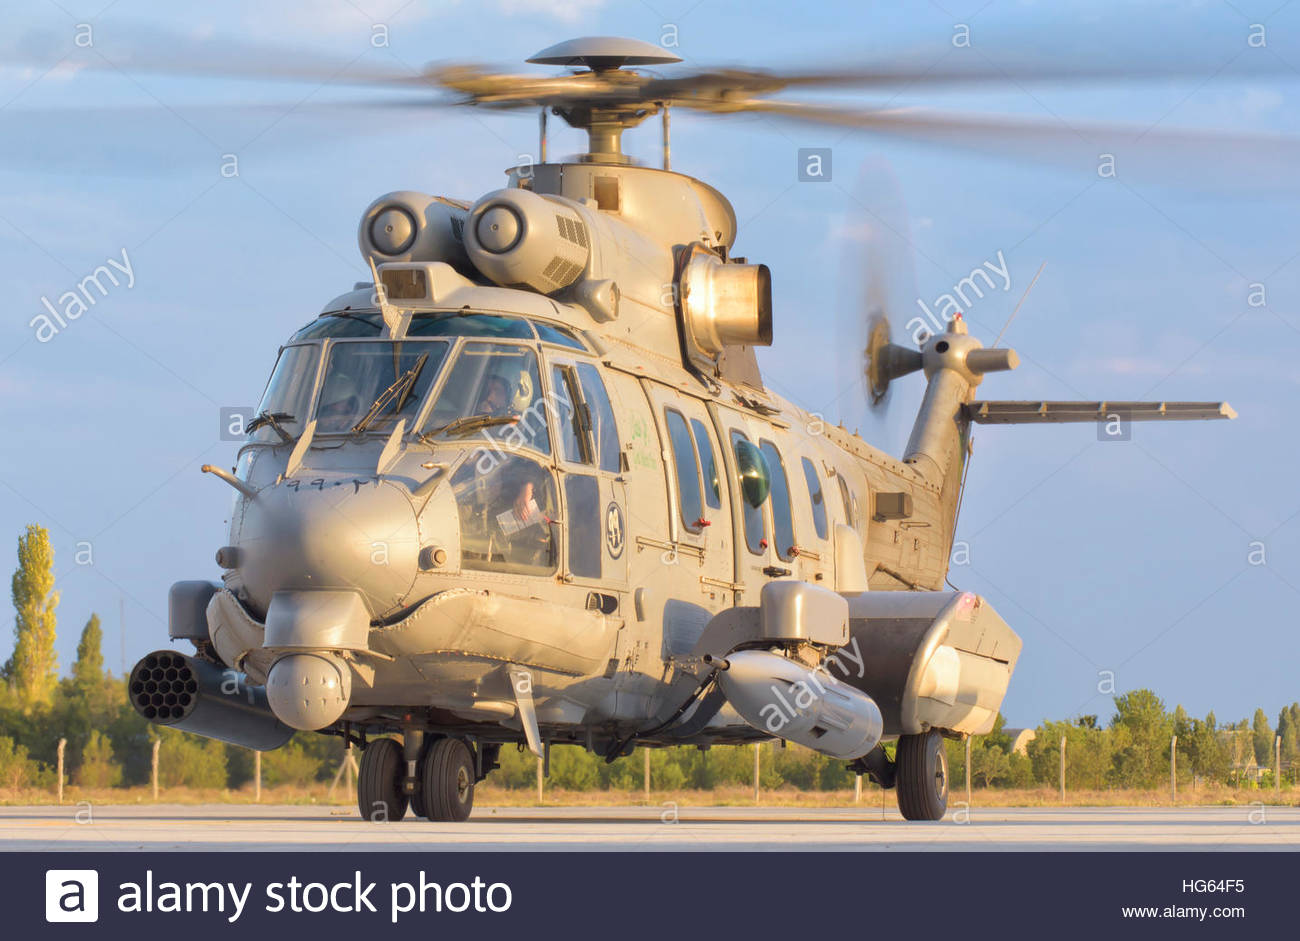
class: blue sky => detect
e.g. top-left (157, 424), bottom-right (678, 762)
top-left (0, 0), bottom-right (1297, 729)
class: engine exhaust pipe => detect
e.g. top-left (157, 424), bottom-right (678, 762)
top-left (715, 649), bottom-right (883, 760)
top-left (129, 650), bottom-right (294, 751)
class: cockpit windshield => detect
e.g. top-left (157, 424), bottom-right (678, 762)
top-left (315, 340), bottom-right (449, 434)
top-left (250, 331), bottom-right (564, 447)
top-left (251, 344), bottom-right (320, 443)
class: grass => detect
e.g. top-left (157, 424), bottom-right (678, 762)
top-left (3, 782), bottom-right (1297, 808)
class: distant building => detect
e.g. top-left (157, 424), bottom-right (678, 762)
top-left (1003, 728), bottom-right (1037, 757)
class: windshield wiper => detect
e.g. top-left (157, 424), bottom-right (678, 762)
top-left (420, 413), bottom-right (519, 442)
top-left (351, 352), bottom-right (429, 434)
top-left (247, 410), bottom-right (294, 443)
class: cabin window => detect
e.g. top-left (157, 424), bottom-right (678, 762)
top-left (665, 408), bottom-right (704, 534)
top-left (576, 363), bottom-right (620, 473)
top-left (801, 457), bottom-right (829, 540)
top-left (451, 451), bottom-right (557, 575)
top-left (760, 440), bottom-right (796, 561)
top-left (691, 418), bottom-right (722, 509)
top-left (731, 431), bottom-right (768, 555)
top-left (565, 475), bottom-right (602, 579)
top-left (423, 342), bottom-right (550, 455)
top-left (837, 473), bottom-right (857, 530)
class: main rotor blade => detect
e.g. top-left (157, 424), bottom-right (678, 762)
top-left (645, 25), bottom-right (1300, 98)
top-left (0, 98), bottom-right (454, 175)
top-left (710, 99), bottom-right (1300, 187)
top-left (4, 24), bottom-right (432, 87)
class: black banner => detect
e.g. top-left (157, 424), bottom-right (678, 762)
top-left (6, 851), bottom-right (1286, 938)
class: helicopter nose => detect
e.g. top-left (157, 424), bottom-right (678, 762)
top-left (235, 477), bottom-right (420, 618)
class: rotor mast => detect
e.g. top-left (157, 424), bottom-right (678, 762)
top-left (526, 37), bottom-right (681, 165)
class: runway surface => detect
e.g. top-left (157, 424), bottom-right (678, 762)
top-left (2, 804), bottom-right (1297, 851)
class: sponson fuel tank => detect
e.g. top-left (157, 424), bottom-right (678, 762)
top-left (713, 649), bottom-right (884, 761)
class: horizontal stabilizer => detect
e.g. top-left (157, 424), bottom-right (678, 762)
top-left (964, 400), bottom-right (1236, 424)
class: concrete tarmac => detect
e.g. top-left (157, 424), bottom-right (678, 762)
top-left (1, 804), bottom-right (1297, 851)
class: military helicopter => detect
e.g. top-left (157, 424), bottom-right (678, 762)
top-left (74, 34), bottom-right (1273, 822)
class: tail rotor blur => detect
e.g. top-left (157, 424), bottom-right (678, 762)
top-left (837, 159), bottom-right (924, 449)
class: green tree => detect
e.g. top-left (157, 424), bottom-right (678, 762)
top-left (1110, 690), bottom-right (1172, 788)
top-left (1252, 708), bottom-right (1273, 767)
top-left (1279, 707), bottom-right (1299, 766)
top-left (156, 728), bottom-right (227, 789)
top-left (261, 740), bottom-right (322, 788)
top-left (550, 745), bottom-right (600, 790)
top-left (1173, 710), bottom-right (1229, 784)
top-left (1028, 720), bottom-right (1113, 790)
top-left (74, 730), bottom-right (121, 788)
top-left (4, 525), bottom-right (59, 710)
top-left (72, 614), bottom-right (103, 690)
top-left (0, 735), bottom-right (44, 792)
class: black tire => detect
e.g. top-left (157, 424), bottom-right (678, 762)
top-left (409, 734), bottom-right (444, 819)
top-left (895, 730), bottom-right (949, 821)
top-left (423, 738), bottom-right (475, 822)
top-left (357, 737), bottom-right (408, 822)
top-left (408, 737), bottom-right (428, 819)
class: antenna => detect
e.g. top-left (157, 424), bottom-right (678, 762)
top-left (662, 104), bottom-right (671, 170)
top-left (119, 594), bottom-right (126, 677)
top-left (993, 261), bottom-right (1045, 348)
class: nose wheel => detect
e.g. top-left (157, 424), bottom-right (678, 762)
top-left (895, 729), bottom-right (949, 821)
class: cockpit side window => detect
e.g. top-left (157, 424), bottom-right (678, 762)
top-left (552, 365), bottom-right (592, 464)
top-left (451, 450), bottom-right (557, 575)
top-left (251, 343), bottom-right (321, 442)
top-left (423, 342), bottom-right (551, 456)
top-left (575, 363), bottom-right (620, 473)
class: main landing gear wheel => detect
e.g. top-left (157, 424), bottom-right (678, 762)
top-left (357, 737), bottom-right (408, 822)
top-left (423, 738), bottom-right (476, 822)
top-left (895, 729), bottom-right (949, 821)
top-left (409, 736), bottom-right (433, 819)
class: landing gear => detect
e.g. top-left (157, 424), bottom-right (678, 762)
top-left (895, 729), bottom-right (949, 821)
top-left (422, 738), bottom-right (476, 822)
top-left (357, 737), bottom-right (408, 822)
top-left (355, 733), bottom-right (480, 822)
